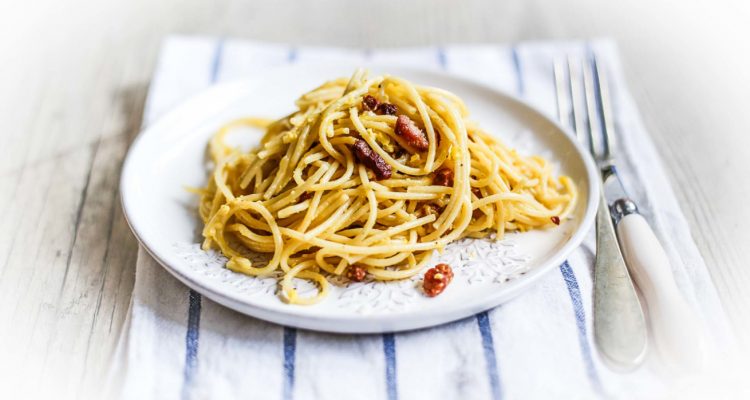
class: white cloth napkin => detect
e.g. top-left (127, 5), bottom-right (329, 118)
top-left (109, 36), bottom-right (736, 400)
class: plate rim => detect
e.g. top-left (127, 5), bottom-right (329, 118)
top-left (120, 65), bottom-right (600, 333)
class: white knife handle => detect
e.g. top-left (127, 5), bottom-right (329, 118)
top-left (614, 208), bottom-right (705, 370)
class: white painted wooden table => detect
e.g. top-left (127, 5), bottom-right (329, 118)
top-left (1, 0), bottom-right (748, 398)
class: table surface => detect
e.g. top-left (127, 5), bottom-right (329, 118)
top-left (2, 0), bottom-right (749, 398)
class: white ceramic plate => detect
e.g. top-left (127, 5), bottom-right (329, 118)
top-left (121, 65), bottom-right (598, 333)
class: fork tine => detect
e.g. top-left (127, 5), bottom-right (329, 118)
top-left (553, 58), bottom-right (570, 128)
top-left (583, 55), bottom-right (603, 157)
top-left (567, 56), bottom-right (586, 144)
top-left (593, 55), bottom-right (615, 161)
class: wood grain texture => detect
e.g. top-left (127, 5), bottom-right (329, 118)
top-left (0, 0), bottom-right (748, 398)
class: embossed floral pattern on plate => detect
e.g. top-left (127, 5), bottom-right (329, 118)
top-left (172, 238), bottom-right (530, 314)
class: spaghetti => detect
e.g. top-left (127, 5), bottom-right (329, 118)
top-left (197, 69), bottom-right (577, 304)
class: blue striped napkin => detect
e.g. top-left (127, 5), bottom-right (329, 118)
top-left (109, 36), bottom-right (735, 400)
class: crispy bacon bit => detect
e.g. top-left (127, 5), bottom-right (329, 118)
top-left (352, 138), bottom-right (392, 180)
top-left (299, 192), bottom-right (313, 201)
top-left (362, 95), bottom-right (397, 116)
top-left (471, 187), bottom-right (482, 219)
top-left (551, 216), bottom-right (561, 225)
top-left (395, 115), bottom-right (429, 151)
top-left (433, 167), bottom-right (454, 187)
top-left (423, 263), bottom-right (454, 297)
top-left (376, 103), bottom-right (398, 115)
top-left (419, 203), bottom-right (442, 218)
top-left (362, 95), bottom-right (379, 111)
top-left (347, 265), bottom-right (367, 282)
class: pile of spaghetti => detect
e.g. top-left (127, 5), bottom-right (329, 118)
top-left (197, 70), bottom-right (577, 304)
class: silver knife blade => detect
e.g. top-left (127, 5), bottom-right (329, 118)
top-left (591, 57), bottom-right (639, 219)
top-left (600, 164), bottom-right (639, 224)
top-left (601, 164), bottom-right (628, 202)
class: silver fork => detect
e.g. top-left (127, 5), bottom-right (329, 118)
top-left (558, 54), bottom-right (706, 370)
top-left (554, 56), bottom-right (648, 370)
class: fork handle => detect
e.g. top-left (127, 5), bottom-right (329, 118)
top-left (593, 191), bottom-right (647, 369)
top-left (614, 208), bottom-right (705, 370)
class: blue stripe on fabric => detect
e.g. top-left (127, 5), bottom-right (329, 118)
top-left (282, 327), bottom-right (297, 400)
top-left (181, 39), bottom-right (224, 400)
top-left (288, 47), bottom-right (298, 63)
top-left (476, 312), bottom-right (502, 400)
top-left (436, 47), bottom-right (502, 399)
top-left (279, 47), bottom-right (300, 400)
top-left (511, 47), bottom-right (524, 96)
top-left (181, 290), bottom-right (202, 400)
top-left (383, 333), bottom-right (398, 400)
top-left (210, 39), bottom-right (224, 82)
top-left (374, 47), bottom-right (406, 400)
top-left (559, 262), bottom-right (603, 393)
top-left (436, 46), bottom-right (447, 69)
